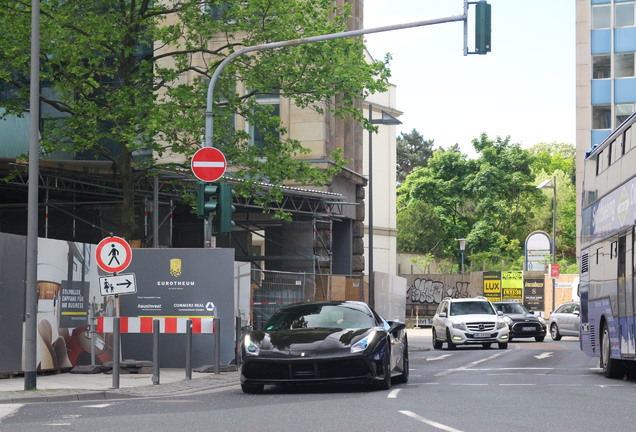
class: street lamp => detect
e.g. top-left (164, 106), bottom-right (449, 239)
top-left (367, 104), bottom-right (401, 309)
top-left (537, 176), bottom-right (557, 312)
top-left (457, 238), bottom-right (467, 274)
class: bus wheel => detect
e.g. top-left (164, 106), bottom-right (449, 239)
top-left (601, 322), bottom-right (625, 379)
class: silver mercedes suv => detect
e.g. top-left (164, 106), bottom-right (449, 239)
top-left (432, 297), bottom-right (510, 349)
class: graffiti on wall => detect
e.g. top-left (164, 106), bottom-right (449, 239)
top-left (407, 278), bottom-right (470, 304)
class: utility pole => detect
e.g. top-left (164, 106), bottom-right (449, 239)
top-left (24, 0), bottom-right (41, 391)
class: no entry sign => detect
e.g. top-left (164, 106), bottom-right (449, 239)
top-left (191, 147), bottom-right (227, 182)
top-left (96, 236), bottom-right (133, 273)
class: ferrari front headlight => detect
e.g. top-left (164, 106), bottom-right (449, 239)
top-left (243, 335), bottom-right (260, 356)
top-left (351, 330), bottom-right (377, 353)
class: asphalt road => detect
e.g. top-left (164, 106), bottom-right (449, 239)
top-left (2, 334), bottom-right (636, 432)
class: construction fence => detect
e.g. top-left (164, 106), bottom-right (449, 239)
top-left (250, 269), bottom-right (367, 325)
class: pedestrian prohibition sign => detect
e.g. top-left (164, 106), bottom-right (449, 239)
top-left (191, 147), bottom-right (227, 182)
top-left (95, 236), bottom-right (133, 273)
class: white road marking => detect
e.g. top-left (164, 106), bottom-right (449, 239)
top-left (426, 354), bottom-right (453, 361)
top-left (534, 352), bottom-right (554, 360)
top-left (400, 410), bottom-right (465, 432)
top-left (435, 351), bottom-right (510, 377)
top-left (0, 404), bottom-right (22, 423)
top-left (387, 388), bottom-right (401, 399)
top-left (82, 403), bottom-right (113, 408)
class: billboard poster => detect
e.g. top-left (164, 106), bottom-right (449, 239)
top-left (501, 271), bottom-right (523, 301)
top-left (524, 277), bottom-right (545, 311)
top-left (0, 233), bottom-right (26, 373)
top-left (483, 271), bottom-right (501, 301)
top-left (59, 280), bottom-right (90, 328)
top-left (120, 248), bottom-right (236, 367)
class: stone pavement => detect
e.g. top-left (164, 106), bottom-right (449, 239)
top-left (0, 368), bottom-right (241, 404)
top-left (0, 328), bottom-right (431, 404)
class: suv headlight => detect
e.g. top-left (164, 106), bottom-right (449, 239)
top-left (503, 316), bottom-right (513, 325)
top-left (452, 322), bottom-right (467, 331)
top-left (496, 320), bottom-right (507, 330)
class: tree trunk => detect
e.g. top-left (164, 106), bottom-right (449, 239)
top-left (117, 151), bottom-right (138, 241)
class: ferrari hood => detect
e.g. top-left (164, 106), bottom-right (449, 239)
top-left (248, 327), bottom-right (374, 355)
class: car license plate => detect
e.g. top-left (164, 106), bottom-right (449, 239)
top-left (521, 327), bottom-right (535, 331)
top-left (474, 333), bottom-right (489, 338)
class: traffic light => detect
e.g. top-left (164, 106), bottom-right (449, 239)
top-left (475, 1), bottom-right (491, 54)
top-left (195, 181), bottom-right (235, 234)
top-left (196, 181), bottom-right (218, 220)
top-left (216, 182), bottom-right (235, 234)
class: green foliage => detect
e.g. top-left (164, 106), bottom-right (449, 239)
top-left (0, 0), bottom-right (390, 239)
top-left (397, 134), bottom-right (578, 273)
top-left (396, 201), bottom-right (445, 255)
top-left (398, 133), bottom-right (545, 269)
top-left (395, 129), bottom-right (434, 184)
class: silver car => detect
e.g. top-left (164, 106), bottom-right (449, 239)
top-left (548, 301), bottom-right (580, 340)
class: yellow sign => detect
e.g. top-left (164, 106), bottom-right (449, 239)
top-left (501, 271), bottom-right (523, 301)
top-left (483, 272), bottom-right (501, 301)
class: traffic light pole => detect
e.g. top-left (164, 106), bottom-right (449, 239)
top-left (204, 13), bottom-right (477, 149)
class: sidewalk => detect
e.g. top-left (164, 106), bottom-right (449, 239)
top-left (0, 328), bottom-right (430, 404)
top-left (0, 368), bottom-right (240, 404)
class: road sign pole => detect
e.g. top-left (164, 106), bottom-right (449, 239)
top-left (112, 317), bottom-right (120, 389)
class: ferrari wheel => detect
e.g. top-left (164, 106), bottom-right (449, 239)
top-left (375, 346), bottom-right (392, 390)
top-left (394, 338), bottom-right (409, 384)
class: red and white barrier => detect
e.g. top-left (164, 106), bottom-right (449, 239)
top-left (97, 316), bottom-right (216, 334)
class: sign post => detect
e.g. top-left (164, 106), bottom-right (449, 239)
top-left (550, 263), bottom-right (561, 279)
top-left (191, 147), bottom-right (227, 182)
top-left (95, 236), bottom-right (133, 274)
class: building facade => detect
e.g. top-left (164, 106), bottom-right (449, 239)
top-left (575, 0), bottom-right (636, 253)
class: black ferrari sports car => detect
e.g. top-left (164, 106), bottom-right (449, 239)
top-left (238, 301), bottom-right (409, 393)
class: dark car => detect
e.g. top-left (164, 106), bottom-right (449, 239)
top-left (238, 301), bottom-right (409, 393)
top-left (492, 301), bottom-right (547, 342)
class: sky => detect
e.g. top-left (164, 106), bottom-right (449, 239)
top-left (364, 0), bottom-right (576, 158)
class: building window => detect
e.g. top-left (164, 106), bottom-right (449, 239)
top-left (616, 1), bottom-right (635, 28)
top-left (616, 52), bottom-right (635, 77)
top-left (616, 103), bottom-right (635, 126)
top-left (626, 127), bottom-right (634, 153)
top-left (248, 92), bottom-right (280, 149)
top-left (593, 54), bottom-right (611, 78)
top-left (593, 105), bottom-right (612, 129)
top-left (592, 4), bottom-right (611, 29)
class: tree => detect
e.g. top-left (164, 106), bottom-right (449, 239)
top-left (397, 134), bottom-right (543, 267)
top-left (396, 200), bottom-right (445, 255)
top-left (395, 129), bottom-right (434, 183)
top-left (529, 142), bottom-right (575, 183)
top-left (0, 0), bottom-right (390, 239)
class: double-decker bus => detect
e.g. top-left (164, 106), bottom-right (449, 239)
top-left (580, 111), bottom-right (636, 378)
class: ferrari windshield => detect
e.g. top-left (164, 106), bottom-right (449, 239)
top-left (265, 303), bottom-right (376, 331)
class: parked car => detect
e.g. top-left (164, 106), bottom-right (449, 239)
top-left (238, 301), bottom-right (409, 393)
top-left (431, 297), bottom-right (510, 350)
top-left (548, 301), bottom-right (581, 340)
top-left (491, 301), bottom-right (547, 342)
